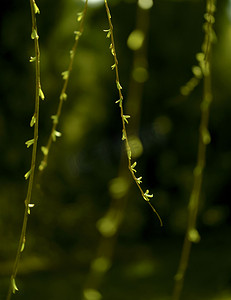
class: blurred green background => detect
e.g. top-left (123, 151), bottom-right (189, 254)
top-left (0, 0), bottom-right (231, 299)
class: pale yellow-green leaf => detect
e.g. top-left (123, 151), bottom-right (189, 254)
top-left (12, 278), bottom-right (19, 294)
top-left (41, 146), bottom-right (48, 156)
top-left (60, 92), bottom-right (67, 101)
top-left (25, 139), bottom-right (34, 148)
top-left (30, 115), bottom-right (36, 127)
top-left (74, 31), bottom-right (82, 40)
top-left (39, 88), bottom-right (45, 100)
top-left (61, 71), bottom-right (69, 80)
top-left (31, 28), bottom-right (39, 40)
top-left (123, 115), bottom-right (130, 124)
top-left (29, 56), bottom-right (36, 63)
top-left (77, 12), bottom-right (83, 22)
top-left (51, 115), bottom-right (58, 124)
top-left (111, 64), bottom-right (116, 70)
top-left (24, 170), bottom-right (31, 180)
top-left (136, 176), bottom-right (142, 184)
top-left (116, 81), bottom-right (122, 90)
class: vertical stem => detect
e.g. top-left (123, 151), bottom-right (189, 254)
top-left (173, 1), bottom-right (215, 299)
top-left (82, 3), bottom-right (156, 298)
top-left (38, 0), bottom-right (88, 174)
top-left (6, 1), bottom-right (41, 299)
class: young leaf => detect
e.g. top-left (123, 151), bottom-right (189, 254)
top-left (24, 170), bottom-right (31, 180)
top-left (20, 236), bottom-right (26, 252)
top-left (51, 115), bottom-right (58, 124)
top-left (41, 146), bottom-right (48, 156)
top-left (29, 56), bottom-right (36, 63)
top-left (31, 28), bottom-right (39, 40)
top-left (27, 203), bottom-right (35, 215)
top-left (39, 88), bottom-right (45, 100)
top-left (122, 129), bottom-right (126, 141)
top-left (33, 2), bottom-right (40, 14)
top-left (143, 189), bottom-right (153, 201)
top-left (60, 92), bottom-right (67, 101)
top-left (12, 278), bottom-right (19, 294)
top-left (131, 161), bottom-right (137, 172)
top-left (61, 71), bottom-right (69, 80)
top-left (30, 115), bottom-right (36, 127)
top-left (123, 115), bottom-right (130, 124)
top-left (103, 29), bottom-right (111, 38)
top-left (74, 31), bottom-right (82, 40)
top-left (136, 177), bottom-right (142, 184)
top-left (77, 12), bottom-right (83, 22)
top-left (52, 130), bottom-right (62, 142)
top-left (25, 139), bottom-right (34, 148)
top-left (116, 81), bottom-right (122, 90)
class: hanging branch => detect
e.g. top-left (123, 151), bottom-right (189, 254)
top-left (6, 0), bottom-right (43, 298)
top-left (38, 0), bottom-right (88, 173)
top-left (104, 0), bottom-right (162, 226)
top-left (173, 1), bottom-right (216, 299)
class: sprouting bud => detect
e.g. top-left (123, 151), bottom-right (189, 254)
top-left (77, 12), bottom-right (83, 22)
top-left (30, 115), bottom-right (36, 127)
top-left (25, 139), bottom-right (34, 148)
top-left (61, 71), bottom-right (69, 80)
top-left (33, 2), bottom-right (40, 14)
top-left (39, 88), bottom-right (45, 100)
top-left (12, 278), bottom-right (19, 294)
top-left (24, 169), bottom-right (31, 180)
top-left (29, 56), bottom-right (36, 63)
top-left (60, 92), bottom-right (67, 101)
top-left (31, 28), bottom-right (39, 40)
top-left (123, 115), bottom-right (130, 124)
top-left (116, 81), bottom-right (122, 90)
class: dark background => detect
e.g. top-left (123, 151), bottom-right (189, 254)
top-left (0, 0), bottom-right (231, 299)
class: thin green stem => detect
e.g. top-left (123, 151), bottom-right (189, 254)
top-left (38, 0), bottom-right (88, 173)
top-left (82, 5), bottom-right (153, 298)
top-left (173, 1), bottom-right (215, 299)
top-left (6, 1), bottom-right (42, 299)
top-left (104, 0), bottom-right (162, 226)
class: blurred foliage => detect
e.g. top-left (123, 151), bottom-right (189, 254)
top-left (0, 0), bottom-right (231, 299)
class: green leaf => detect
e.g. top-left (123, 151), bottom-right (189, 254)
top-left (143, 189), bottom-right (153, 201)
top-left (111, 64), bottom-right (116, 70)
top-left (27, 203), bottom-right (35, 215)
top-left (30, 115), bottom-right (36, 127)
top-left (136, 177), bottom-right (142, 184)
top-left (20, 237), bottom-right (26, 252)
top-left (41, 146), bottom-right (48, 156)
top-left (12, 278), bottom-right (19, 294)
top-left (74, 31), bottom-right (82, 40)
top-left (25, 139), bottom-right (34, 148)
top-left (51, 115), bottom-right (58, 124)
top-left (33, 2), bottom-right (40, 14)
top-left (60, 92), bottom-right (67, 101)
top-left (61, 71), bottom-right (69, 80)
top-left (192, 66), bottom-right (202, 79)
top-left (122, 129), bottom-right (126, 141)
top-left (77, 12), bottom-right (83, 22)
top-left (116, 81), bottom-right (122, 90)
top-left (31, 28), bottom-right (39, 40)
top-left (103, 29), bottom-right (111, 38)
top-left (131, 161), bottom-right (137, 172)
top-left (52, 130), bottom-right (62, 142)
top-left (29, 56), bottom-right (36, 62)
top-left (39, 88), bottom-right (45, 100)
top-left (24, 170), bottom-right (31, 180)
top-left (123, 115), bottom-right (130, 124)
